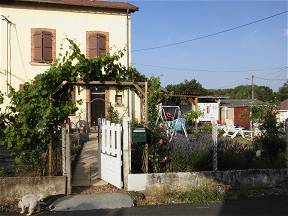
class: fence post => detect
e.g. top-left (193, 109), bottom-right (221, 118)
top-left (65, 118), bottom-right (71, 195)
top-left (98, 118), bottom-right (102, 179)
top-left (212, 120), bottom-right (218, 171)
top-left (122, 117), bottom-right (131, 189)
top-left (62, 125), bottom-right (66, 176)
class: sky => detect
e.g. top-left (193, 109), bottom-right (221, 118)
top-left (130, 1), bottom-right (287, 91)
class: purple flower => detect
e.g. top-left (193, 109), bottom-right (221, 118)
top-left (159, 138), bottom-right (164, 145)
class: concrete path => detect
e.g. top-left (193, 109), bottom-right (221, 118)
top-left (72, 133), bottom-right (104, 187)
top-left (51, 193), bottom-right (134, 211)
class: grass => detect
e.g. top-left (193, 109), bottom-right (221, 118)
top-left (166, 187), bottom-right (225, 204)
top-left (140, 183), bottom-right (281, 206)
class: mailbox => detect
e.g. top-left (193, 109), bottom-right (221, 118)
top-left (132, 127), bottom-right (147, 144)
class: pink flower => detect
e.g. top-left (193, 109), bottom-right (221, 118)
top-left (159, 138), bottom-right (164, 145)
top-left (160, 156), bottom-right (169, 163)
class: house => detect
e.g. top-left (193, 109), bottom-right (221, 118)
top-left (278, 99), bottom-right (288, 124)
top-left (0, 0), bottom-right (142, 125)
top-left (167, 94), bottom-right (227, 123)
top-left (220, 99), bottom-right (263, 128)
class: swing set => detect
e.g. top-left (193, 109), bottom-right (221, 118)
top-left (155, 105), bottom-right (188, 141)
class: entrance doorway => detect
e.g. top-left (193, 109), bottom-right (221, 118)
top-left (91, 86), bottom-right (106, 126)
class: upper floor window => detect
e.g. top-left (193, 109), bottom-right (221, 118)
top-left (31, 28), bottom-right (56, 64)
top-left (86, 31), bottom-right (109, 59)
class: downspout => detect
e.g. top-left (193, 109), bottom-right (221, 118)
top-left (126, 9), bottom-right (130, 117)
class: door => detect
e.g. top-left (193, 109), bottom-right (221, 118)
top-left (91, 87), bottom-right (106, 126)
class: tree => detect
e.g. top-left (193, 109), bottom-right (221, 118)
top-left (166, 79), bottom-right (207, 95)
top-left (277, 82), bottom-right (288, 102)
top-left (208, 85), bottom-right (275, 102)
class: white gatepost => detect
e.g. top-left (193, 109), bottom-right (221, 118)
top-left (122, 117), bottom-right (131, 189)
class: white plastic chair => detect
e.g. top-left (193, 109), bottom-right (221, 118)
top-left (223, 119), bottom-right (245, 139)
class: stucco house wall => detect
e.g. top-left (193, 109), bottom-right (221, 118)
top-left (0, 2), bottom-right (142, 122)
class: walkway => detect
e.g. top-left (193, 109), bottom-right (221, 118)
top-left (72, 133), bottom-right (102, 187)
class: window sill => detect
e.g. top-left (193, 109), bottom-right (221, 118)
top-left (30, 62), bottom-right (51, 66)
top-left (115, 104), bottom-right (124, 107)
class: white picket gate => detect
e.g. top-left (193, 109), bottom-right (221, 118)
top-left (99, 118), bottom-right (128, 188)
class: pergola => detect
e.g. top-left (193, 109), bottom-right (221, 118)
top-left (54, 80), bottom-right (149, 125)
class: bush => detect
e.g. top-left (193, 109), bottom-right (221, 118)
top-left (169, 133), bottom-right (213, 172)
top-left (218, 138), bottom-right (254, 170)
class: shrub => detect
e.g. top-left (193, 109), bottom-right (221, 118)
top-left (218, 138), bottom-right (254, 170)
top-left (169, 133), bottom-right (213, 172)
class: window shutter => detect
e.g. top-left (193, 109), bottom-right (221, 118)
top-left (42, 31), bottom-right (53, 62)
top-left (32, 30), bottom-right (43, 62)
top-left (88, 33), bottom-right (98, 59)
top-left (19, 84), bottom-right (24, 91)
top-left (97, 33), bottom-right (107, 56)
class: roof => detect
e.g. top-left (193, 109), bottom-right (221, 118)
top-left (221, 99), bottom-right (263, 107)
top-left (279, 99), bottom-right (288, 110)
top-left (0, 0), bottom-right (139, 12)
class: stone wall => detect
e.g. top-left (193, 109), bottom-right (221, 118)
top-left (0, 176), bottom-right (66, 198)
top-left (128, 169), bottom-right (288, 191)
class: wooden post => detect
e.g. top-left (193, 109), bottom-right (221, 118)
top-left (48, 141), bottom-right (53, 176)
top-left (62, 125), bottom-right (66, 176)
top-left (65, 118), bottom-right (72, 195)
top-left (211, 120), bottom-right (218, 171)
top-left (144, 81), bottom-right (148, 125)
top-left (144, 82), bottom-right (149, 173)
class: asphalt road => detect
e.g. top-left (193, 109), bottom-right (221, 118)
top-left (2, 196), bottom-right (288, 216)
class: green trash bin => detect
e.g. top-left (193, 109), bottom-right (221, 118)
top-left (132, 127), bottom-right (147, 144)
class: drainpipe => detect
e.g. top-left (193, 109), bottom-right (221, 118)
top-left (126, 9), bottom-right (130, 117)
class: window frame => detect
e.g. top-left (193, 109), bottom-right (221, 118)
top-left (31, 28), bottom-right (56, 65)
top-left (86, 31), bottom-right (109, 59)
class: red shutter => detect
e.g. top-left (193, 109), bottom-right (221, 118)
top-left (32, 31), bottom-right (43, 62)
top-left (42, 31), bottom-right (53, 62)
top-left (97, 33), bottom-right (107, 56)
top-left (88, 33), bottom-right (98, 59)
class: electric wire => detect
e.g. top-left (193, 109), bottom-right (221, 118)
top-left (133, 10), bottom-right (288, 52)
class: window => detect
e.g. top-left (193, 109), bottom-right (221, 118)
top-left (31, 28), bottom-right (56, 64)
top-left (115, 95), bottom-right (122, 106)
top-left (86, 31), bottom-right (109, 59)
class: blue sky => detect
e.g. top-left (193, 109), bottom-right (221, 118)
top-left (130, 1), bottom-right (287, 91)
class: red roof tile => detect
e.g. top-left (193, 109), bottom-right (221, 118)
top-left (279, 99), bottom-right (288, 110)
top-left (0, 0), bottom-right (139, 12)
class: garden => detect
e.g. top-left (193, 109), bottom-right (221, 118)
top-left (131, 77), bottom-right (287, 174)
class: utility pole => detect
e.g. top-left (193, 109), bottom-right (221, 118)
top-left (251, 75), bottom-right (254, 102)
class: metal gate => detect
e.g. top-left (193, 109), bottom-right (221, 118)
top-left (99, 119), bottom-right (123, 188)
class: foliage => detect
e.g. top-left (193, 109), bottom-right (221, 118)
top-left (0, 39), bottom-right (146, 174)
top-left (166, 79), bottom-right (207, 95)
top-left (184, 110), bottom-right (203, 122)
top-left (252, 104), bottom-right (285, 165)
top-left (148, 127), bottom-right (170, 173)
top-left (277, 81), bottom-right (288, 101)
top-left (168, 187), bottom-right (225, 204)
top-left (208, 85), bottom-right (275, 102)
top-left (147, 76), bottom-right (167, 128)
top-left (217, 138), bottom-right (254, 170)
top-left (169, 133), bottom-right (213, 172)
top-left (106, 105), bottom-right (120, 123)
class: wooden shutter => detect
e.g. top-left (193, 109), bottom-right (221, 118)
top-left (32, 30), bottom-right (43, 62)
top-left (97, 33), bottom-right (107, 56)
top-left (88, 32), bottom-right (98, 59)
top-left (19, 84), bottom-right (24, 91)
top-left (42, 31), bottom-right (53, 62)
top-left (87, 31), bottom-right (109, 58)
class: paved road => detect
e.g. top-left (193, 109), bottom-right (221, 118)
top-left (2, 196), bottom-right (288, 216)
